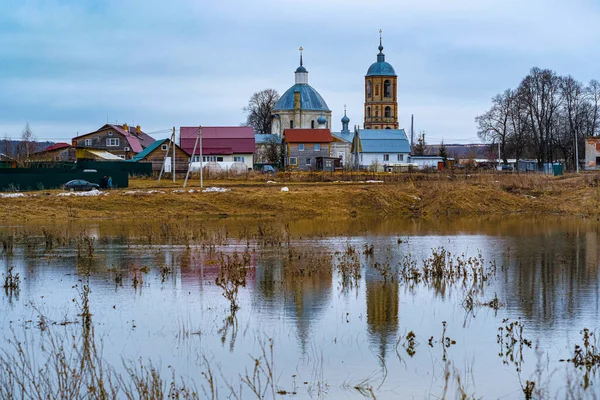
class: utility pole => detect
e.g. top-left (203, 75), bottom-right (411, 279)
top-left (410, 114), bottom-right (414, 153)
top-left (497, 142), bottom-right (501, 171)
top-left (184, 126), bottom-right (202, 188)
top-left (199, 126), bottom-right (203, 188)
top-left (172, 127), bottom-right (176, 183)
top-left (574, 131), bottom-right (580, 173)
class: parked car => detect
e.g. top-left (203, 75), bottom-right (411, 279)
top-left (260, 165), bottom-right (276, 174)
top-left (501, 164), bottom-right (514, 171)
top-left (63, 180), bottom-right (100, 192)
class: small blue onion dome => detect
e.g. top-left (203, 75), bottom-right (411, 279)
top-left (341, 113), bottom-right (350, 124)
top-left (317, 114), bottom-right (327, 125)
top-left (295, 65), bottom-right (308, 73)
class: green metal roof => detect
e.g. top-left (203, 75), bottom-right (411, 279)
top-left (132, 139), bottom-right (168, 161)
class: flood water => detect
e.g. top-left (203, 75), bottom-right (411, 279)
top-left (1, 217), bottom-right (600, 398)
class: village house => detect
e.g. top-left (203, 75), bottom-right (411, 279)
top-left (32, 143), bottom-right (75, 162)
top-left (72, 124), bottom-right (155, 160)
top-left (283, 128), bottom-right (333, 171)
top-left (179, 126), bottom-right (254, 170)
top-left (585, 137), bottom-right (600, 170)
top-left (131, 138), bottom-right (190, 173)
top-left (351, 129), bottom-right (411, 171)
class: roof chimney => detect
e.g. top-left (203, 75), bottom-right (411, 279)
top-left (136, 125), bottom-right (141, 135)
top-left (123, 123), bottom-right (129, 133)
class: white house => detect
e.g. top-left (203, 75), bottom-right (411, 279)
top-left (351, 129), bottom-right (411, 171)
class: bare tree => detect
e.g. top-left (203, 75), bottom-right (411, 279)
top-left (476, 89), bottom-right (515, 164)
top-left (262, 135), bottom-right (282, 166)
top-left (242, 89), bottom-right (280, 134)
top-left (18, 123), bottom-right (37, 160)
top-left (412, 132), bottom-right (426, 156)
top-left (1, 134), bottom-right (11, 159)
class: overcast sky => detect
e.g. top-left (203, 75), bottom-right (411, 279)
top-left (1, 0), bottom-right (600, 144)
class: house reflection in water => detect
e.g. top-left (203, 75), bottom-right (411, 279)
top-left (365, 269), bottom-right (399, 360)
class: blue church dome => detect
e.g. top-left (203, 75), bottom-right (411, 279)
top-left (366, 34), bottom-right (397, 77)
top-left (274, 84), bottom-right (330, 112)
top-left (317, 114), bottom-right (327, 124)
top-left (366, 61), bottom-right (396, 77)
top-left (295, 65), bottom-right (308, 73)
top-left (341, 113), bottom-right (350, 124)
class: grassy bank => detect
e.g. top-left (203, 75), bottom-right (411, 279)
top-left (2, 173), bottom-right (600, 222)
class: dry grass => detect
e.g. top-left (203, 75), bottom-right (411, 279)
top-left (1, 173), bottom-right (599, 222)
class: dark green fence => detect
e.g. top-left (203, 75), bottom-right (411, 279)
top-left (78, 160), bottom-right (152, 176)
top-left (0, 169), bottom-right (128, 191)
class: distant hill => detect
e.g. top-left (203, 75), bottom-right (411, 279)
top-left (424, 143), bottom-right (496, 160)
top-left (0, 140), bottom-right (54, 159)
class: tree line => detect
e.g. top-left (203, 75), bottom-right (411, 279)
top-left (476, 67), bottom-right (600, 170)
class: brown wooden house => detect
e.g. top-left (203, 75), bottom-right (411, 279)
top-left (72, 124), bottom-right (155, 160)
top-left (32, 143), bottom-right (75, 162)
top-left (132, 138), bottom-right (190, 173)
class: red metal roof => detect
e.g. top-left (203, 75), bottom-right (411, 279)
top-left (39, 143), bottom-right (71, 152)
top-left (283, 129), bottom-right (333, 143)
top-left (73, 124), bottom-right (154, 154)
top-left (179, 126), bottom-right (255, 155)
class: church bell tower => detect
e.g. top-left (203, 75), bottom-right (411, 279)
top-left (364, 30), bottom-right (398, 129)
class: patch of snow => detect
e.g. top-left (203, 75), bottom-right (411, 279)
top-left (202, 187), bottom-right (230, 193)
top-left (172, 189), bottom-right (186, 193)
top-left (524, 195), bottom-right (537, 199)
top-left (266, 181), bottom-right (277, 184)
top-left (147, 190), bottom-right (165, 194)
top-left (365, 180), bottom-right (384, 183)
top-left (57, 189), bottom-right (107, 197)
top-left (281, 187), bottom-right (289, 192)
top-left (188, 189), bottom-right (195, 193)
top-left (1, 193), bottom-right (25, 198)
top-left (411, 196), bottom-right (422, 201)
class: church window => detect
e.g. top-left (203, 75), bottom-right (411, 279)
top-left (367, 81), bottom-right (372, 97)
top-left (385, 106), bottom-right (391, 118)
top-left (311, 120), bottom-right (315, 129)
top-left (367, 107), bottom-right (371, 118)
top-left (386, 127), bottom-right (391, 129)
top-left (384, 80), bottom-right (392, 98)
top-left (375, 85), bottom-right (379, 96)
top-left (290, 120), bottom-right (294, 129)
top-left (375, 109), bottom-right (379, 117)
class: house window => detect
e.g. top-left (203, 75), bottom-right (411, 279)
top-left (397, 154), bottom-right (403, 162)
top-left (203, 156), bottom-right (222, 162)
top-left (106, 138), bottom-right (119, 146)
top-left (298, 144), bottom-right (304, 151)
top-left (367, 80), bottom-right (372, 97)
top-left (290, 120), bottom-right (294, 129)
top-left (234, 156), bottom-right (245, 162)
top-left (108, 131), bottom-right (113, 136)
top-left (289, 157), bottom-right (297, 165)
top-left (305, 158), bottom-right (311, 166)
top-left (84, 139), bottom-right (92, 146)
top-left (161, 144), bottom-right (168, 151)
top-left (193, 156), bottom-right (200, 162)
top-left (384, 80), bottom-right (391, 98)
top-left (217, 156), bottom-right (223, 162)
top-left (360, 154), bottom-right (363, 162)
top-left (383, 154), bottom-right (390, 161)
top-left (596, 156), bottom-right (600, 166)
top-left (385, 106), bottom-right (391, 118)
top-left (314, 143), bottom-right (321, 151)
top-left (367, 107), bottom-right (371, 118)
top-left (311, 120), bottom-right (315, 129)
